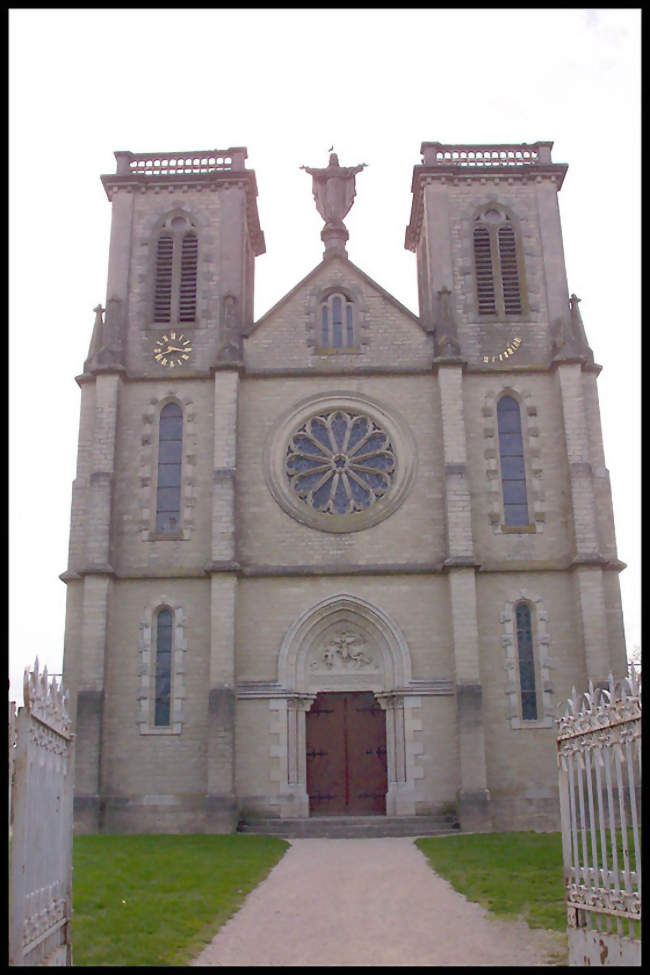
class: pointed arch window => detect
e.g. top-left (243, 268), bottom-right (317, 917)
top-left (154, 608), bottom-right (173, 726)
top-left (515, 601), bottom-right (537, 721)
top-left (473, 208), bottom-right (525, 318)
top-left (497, 395), bottom-right (529, 527)
top-left (319, 292), bottom-right (356, 351)
top-left (153, 214), bottom-right (198, 324)
top-left (156, 402), bottom-right (183, 534)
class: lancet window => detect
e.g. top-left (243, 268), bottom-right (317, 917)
top-left (156, 402), bottom-right (183, 534)
top-left (497, 395), bottom-right (529, 527)
top-left (319, 292), bottom-right (356, 350)
top-left (515, 602), bottom-right (537, 721)
top-left (154, 608), bottom-right (173, 727)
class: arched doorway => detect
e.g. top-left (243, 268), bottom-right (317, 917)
top-left (277, 594), bottom-right (414, 817)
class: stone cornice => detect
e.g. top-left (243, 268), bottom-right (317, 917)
top-left (240, 562), bottom-right (446, 577)
top-left (61, 562), bottom-right (447, 581)
top-left (59, 570), bottom-right (82, 583)
top-left (432, 357), bottom-right (467, 373)
top-left (74, 359), bottom-right (592, 385)
top-left (236, 678), bottom-right (455, 699)
top-left (405, 163), bottom-right (567, 252)
top-left (550, 357), bottom-right (603, 376)
top-left (442, 558), bottom-right (481, 571)
top-left (77, 564), bottom-right (116, 577)
top-left (60, 554), bottom-right (626, 582)
top-left (100, 169), bottom-right (265, 256)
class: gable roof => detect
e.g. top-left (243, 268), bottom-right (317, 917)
top-left (245, 255), bottom-right (422, 336)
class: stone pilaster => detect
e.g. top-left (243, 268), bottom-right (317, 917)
top-left (437, 364), bottom-right (490, 828)
top-left (83, 373), bottom-right (121, 569)
top-left (534, 170), bottom-right (571, 332)
top-left (376, 692), bottom-right (410, 815)
top-left (286, 695), bottom-right (315, 817)
top-left (65, 380), bottom-right (95, 573)
top-left (448, 569), bottom-right (490, 828)
top-left (437, 364), bottom-right (474, 560)
top-left (555, 361), bottom-right (611, 683)
top-left (104, 168), bottom-right (135, 306)
top-left (219, 184), bottom-right (249, 319)
top-left (418, 182), bottom-right (454, 331)
top-left (210, 369), bottom-right (239, 566)
top-left (73, 370), bottom-right (121, 831)
top-left (206, 367), bottom-right (240, 829)
top-left (555, 362), bottom-right (599, 558)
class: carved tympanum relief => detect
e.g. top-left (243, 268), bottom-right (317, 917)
top-left (309, 628), bottom-right (379, 673)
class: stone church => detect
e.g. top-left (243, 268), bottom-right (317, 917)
top-left (61, 141), bottom-right (627, 835)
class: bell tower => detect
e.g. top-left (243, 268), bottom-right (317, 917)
top-left (62, 148), bottom-right (265, 832)
top-left (405, 141), bottom-right (626, 831)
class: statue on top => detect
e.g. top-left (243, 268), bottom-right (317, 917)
top-left (301, 152), bottom-right (367, 256)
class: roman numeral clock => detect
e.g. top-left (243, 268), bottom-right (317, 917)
top-left (152, 331), bottom-right (193, 368)
top-left (482, 335), bottom-right (522, 363)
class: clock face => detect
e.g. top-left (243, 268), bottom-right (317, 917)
top-left (153, 332), bottom-right (192, 368)
top-left (482, 336), bottom-right (522, 363)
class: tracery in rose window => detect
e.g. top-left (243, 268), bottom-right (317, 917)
top-left (285, 410), bottom-right (395, 515)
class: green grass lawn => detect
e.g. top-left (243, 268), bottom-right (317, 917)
top-left (415, 832), bottom-right (567, 932)
top-left (416, 830), bottom-right (641, 944)
top-left (71, 834), bottom-right (289, 966)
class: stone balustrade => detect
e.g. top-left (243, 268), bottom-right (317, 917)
top-left (114, 147), bottom-right (248, 175)
top-left (420, 141), bottom-right (554, 166)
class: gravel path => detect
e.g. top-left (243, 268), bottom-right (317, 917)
top-left (191, 837), bottom-right (567, 967)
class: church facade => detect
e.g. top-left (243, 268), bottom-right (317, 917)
top-left (61, 142), bottom-right (627, 835)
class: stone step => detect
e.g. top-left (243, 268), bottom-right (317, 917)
top-left (237, 814), bottom-right (461, 839)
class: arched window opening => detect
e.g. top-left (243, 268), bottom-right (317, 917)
top-left (154, 234), bottom-right (174, 322)
top-left (497, 395), bottom-right (529, 527)
top-left (156, 402), bottom-right (183, 533)
top-left (153, 216), bottom-right (198, 324)
top-left (473, 208), bottom-right (524, 318)
top-left (515, 602), bottom-right (537, 721)
top-left (473, 225), bottom-right (496, 315)
top-left (320, 292), bottom-right (356, 351)
top-left (179, 232), bottom-right (198, 322)
top-left (497, 225), bottom-right (522, 315)
top-left (154, 608), bottom-right (173, 726)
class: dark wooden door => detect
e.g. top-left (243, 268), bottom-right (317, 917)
top-left (306, 691), bottom-right (387, 816)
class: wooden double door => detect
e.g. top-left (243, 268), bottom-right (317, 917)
top-left (306, 691), bottom-right (387, 816)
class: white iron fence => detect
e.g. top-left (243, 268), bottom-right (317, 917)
top-left (556, 667), bottom-right (641, 966)
top-left (9, 659), bottom-right (75, 966)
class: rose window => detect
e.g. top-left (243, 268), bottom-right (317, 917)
top-left (285, 410), bottom-right (396, 515)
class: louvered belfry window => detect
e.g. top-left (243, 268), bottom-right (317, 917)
top-left (473, 208), bottom-right (524, 318)
top-left (515, 602), bottom-right (538, 721)
top-left (179, 233), bottom-right (198, 321)
top-left (154, 235), bottom-right (174, 322)
top-left (498, 225), bottom-right (522, 315)
top-left (153, 216), bottom-right (198, 324)
top-left (473, 226), bottom-right (497, 315)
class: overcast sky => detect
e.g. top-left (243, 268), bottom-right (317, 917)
top-left (9, 9), bottom-right (640, 704)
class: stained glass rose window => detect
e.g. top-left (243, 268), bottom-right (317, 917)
top-left (285, 411), bottom-right (395, 515)
top-left (265, 393), bottom-right (415, 533)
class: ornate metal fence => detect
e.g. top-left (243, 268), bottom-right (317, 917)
top-left (9, 659), bottom-right (74, 966)
top-left (556, 668), bottom-right (641, 966)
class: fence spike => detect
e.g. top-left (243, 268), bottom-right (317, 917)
top-left (608, 671), bottom-right (616, 698)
